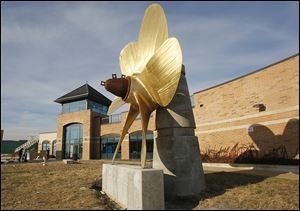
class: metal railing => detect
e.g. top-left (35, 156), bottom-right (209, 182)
top-left (101, 114), bottom-right (121, 124)
top-left (14, 136), bottom-right (39, 153)
top-left (102, 112), bottom-right (157, 124)
top-left (190, 95), bottom-right (195, 107)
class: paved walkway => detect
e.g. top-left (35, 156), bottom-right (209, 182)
top-left (203, 166), bottom-right (299, 180)
top-left (102, 159), bottom-right (299, 180)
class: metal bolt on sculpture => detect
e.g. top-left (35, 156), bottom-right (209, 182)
top-left (101, 4), bottom-right (182, 168)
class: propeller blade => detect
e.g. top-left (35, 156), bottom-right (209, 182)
top-left (137, 4), bottom-right (168, 68)
top-left (119, 4), bottom-right (168, 77)
top-left (139, 37), bottom-right (182, 107)
top-left (107, 97), bottom-right (126, 115)
top-left (119, 42), bottom-right (138, 76)
top-left (112, 105), bottom-right (139, 164)
top-left (135, 93), bottom-right (152, 168)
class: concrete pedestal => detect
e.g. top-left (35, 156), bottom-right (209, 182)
top-left (102, 164), bottom-right (165, 210)
top-left (153, 67), bottom-right (206, 199)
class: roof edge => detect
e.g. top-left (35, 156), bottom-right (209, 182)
top-left (54, 93), bottom-right (88, 103)
top-left (39, 131), bottom-right (57, 134)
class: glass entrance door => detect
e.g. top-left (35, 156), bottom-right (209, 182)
top-left (70, 144), bottom-right (79, 159)
top-left (63, 123), bottom-right (83, 159)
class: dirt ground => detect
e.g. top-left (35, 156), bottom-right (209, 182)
top-left (1, 160), bottom-right (299, 210)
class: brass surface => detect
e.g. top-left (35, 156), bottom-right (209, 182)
top-left (104, 77), bottom-right (129, 99)
top-left (107, 97), bottom-right (125, 115)
top-left (107, 3), bottom-right (183, 168)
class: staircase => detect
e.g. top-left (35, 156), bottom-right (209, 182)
top-left (15, 136), bottom-right (39, 161)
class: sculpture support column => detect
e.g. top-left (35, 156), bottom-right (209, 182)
top-left (153, 66), bottom-right (206, 199)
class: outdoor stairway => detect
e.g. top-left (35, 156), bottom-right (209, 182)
top-left (14, 136), bottom-right (39, 161)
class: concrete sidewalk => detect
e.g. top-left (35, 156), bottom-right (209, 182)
top-left (203, 166), bottom-right (299, 180)
top-left (101, 160), bottom-right (299, 180)
top-left (202, 162), bottom-right (299, 173)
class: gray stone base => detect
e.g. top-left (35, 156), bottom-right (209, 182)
top-left (102, 164), bottom-right (165, 210)
top-left (153, 68), bottom-right (206, 199)
top-left (153, 135), bottom-right (206, 199)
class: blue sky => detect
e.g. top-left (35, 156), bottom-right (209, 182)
top-left (1, 1), bottom-right (299, 140)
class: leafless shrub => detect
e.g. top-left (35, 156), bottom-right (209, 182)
top-left (201, 144), bottom-right (298, 165)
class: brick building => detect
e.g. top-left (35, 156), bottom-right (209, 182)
top-left (38, 54), bottom-right (299, 161)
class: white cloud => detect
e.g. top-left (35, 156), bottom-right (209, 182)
top-left (1, 23), bottom-right (64, 45)
top-left (1, 2), bottom-right (298, 139)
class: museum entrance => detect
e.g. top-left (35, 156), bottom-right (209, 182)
top-left (63, 123), bottom-right (83, 159)
top-left (69, 144), bottom-right (79, 159)
top-left (100, 134), bottom-right (121, 159)
top-left (129, 131), bottom-right (154, 160)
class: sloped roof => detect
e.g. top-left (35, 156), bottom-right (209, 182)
top-left (54, 83), bottom-right (111, 106)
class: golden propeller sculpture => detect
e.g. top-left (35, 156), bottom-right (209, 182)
top-left (101, 3), bottom-right (182, 168)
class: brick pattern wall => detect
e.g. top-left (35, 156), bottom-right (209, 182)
top-left (194, 56), bottom-right (299, 124)
top-left (193, 55), bottom-right (299, 158)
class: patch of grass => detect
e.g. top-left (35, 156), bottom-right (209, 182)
top-left (1, 161), bottom-right (117, 210)
top-left (1, 161), bottom-right (299, 210)
top-left (196, 171), bottom-right (299, 210)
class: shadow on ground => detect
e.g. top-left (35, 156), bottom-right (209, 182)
top-left (89, 178), bottom-right (123, 210)
top-left (165, 170), bottom-right (273, 210)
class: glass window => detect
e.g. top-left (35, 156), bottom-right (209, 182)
top-left (42, 142), bottom-right (50, 151)
top-left (63, 124), bottom-right (83, 159)
top-left (88, 100), bottom-right (108, 115)
top-left (61, 100), bottom-right (86, 114)
top-left (79, 100), bottom-right (86, 110)
top-left (129, 131), bottom-right (154, 160)
top-left (111, 114), bottom-right (121, 123)
top-left (52, 142), bottom-right (57, 157)
top-left (101, 114), bottom-right (121, 124)
top-left (62, 103), bottom-right (69, 113)
top-left (100, 135), bottom-right (121, 159)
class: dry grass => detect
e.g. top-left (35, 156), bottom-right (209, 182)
top-left (1, 160), bottom-right (299, 210)
top-left (195, 171), bottom-right (299, 210)
top-left (1, 160), bottom-right (120, 210)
